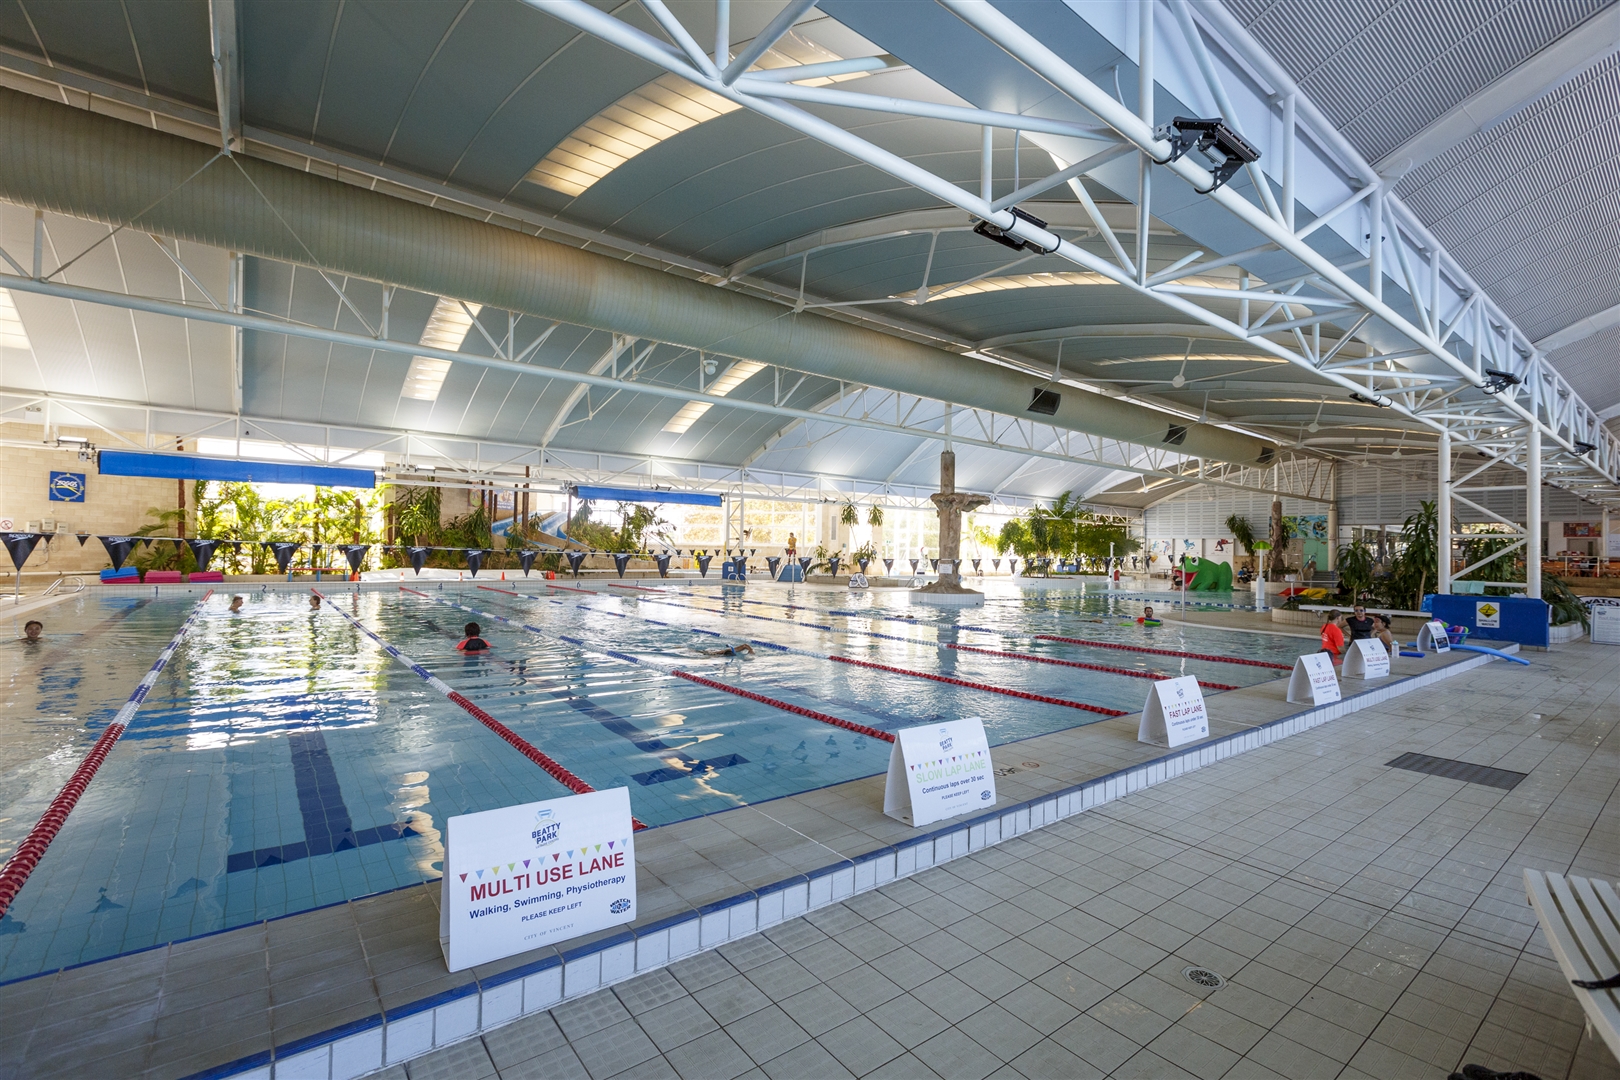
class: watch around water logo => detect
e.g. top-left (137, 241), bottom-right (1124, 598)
top-left (531, 808), bottom-right (561, 849)
top-left (610, 898), bottom-right (631, 914)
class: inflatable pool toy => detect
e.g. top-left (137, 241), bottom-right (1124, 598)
top-left (1140, 618), bottom-right (1162, 627)
top-left (1185, 557), bottom-right (1233, 591)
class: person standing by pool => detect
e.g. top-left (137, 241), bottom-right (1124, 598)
top-left (1345, 605), bottom-right (1374, 641)
top-left (456, 622), bottom-right (490, 652)
top-left (785, 532), bottom-right (797, 559)
top-left (1321, 610), bottom-right (1346, 662)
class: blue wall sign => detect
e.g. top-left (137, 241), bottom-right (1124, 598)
top-left (49, 471), bottom-right (86, 502)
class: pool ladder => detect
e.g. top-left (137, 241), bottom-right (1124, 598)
top-left (41, 575), bottom-right (87, 597)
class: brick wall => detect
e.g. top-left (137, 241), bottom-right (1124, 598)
top-left (0, 425), bottom-right (188, 575)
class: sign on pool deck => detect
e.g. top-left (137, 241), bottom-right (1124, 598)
top-left (1476, 600), bottom-right (1501, 629)
top-left (1287, 652), bottom-right (1341, 705)
top-left (440, 788), bottom-right (637, 972)
top-left (884, 718), bottom-right (996, 827)
top-left (1417, 620), bottom-right (1452, 653)
top-left (1342, 638), bottom-right (1390, 680)
top-left (1138, 675), bottom-right (1209, 748)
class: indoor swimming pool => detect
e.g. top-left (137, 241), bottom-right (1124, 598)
top-left (0, 581), bottom-right (1301, 985)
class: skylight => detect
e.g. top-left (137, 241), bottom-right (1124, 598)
top-left (528, 31), bottom-right (875, 198)
top-left (0, 289), bottom-right (32, 351)
top-left (663, 360), bottom-right (766, 434)
top-left (402, 297), bottom-right (482, 402)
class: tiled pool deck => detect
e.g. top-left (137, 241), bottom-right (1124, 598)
top-left (0, 580), bottom-right (1502, 1080)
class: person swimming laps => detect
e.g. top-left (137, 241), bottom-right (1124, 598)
top-left (457, 622), bottom-right (491, 652)
top-left (699, 642), bottom-right (754, 657)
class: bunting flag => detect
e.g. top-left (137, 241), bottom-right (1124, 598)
top-left (186, 539), bottom-right (220, 572)
top-left (766, 556), bottom-right (781, 579)
top-left (75, 531), bottom-right (90, 547)
top-left (97, 535), bottom-right (139, 571)
top-left (972, 559), bottom-right (981, 572)
top-left (909, 559), bottom-right (919, 573)
top-left (883, 559), bottom-right (894, 573)
top-left (1008, 558), bottom-right (1018, 575)
top-left (268, 542), bottom-right (301, 574)
top-left (566, 551), bottom-right (587, 577)
top-left (858, 558), bottom-right (870, 574)
top-left (465, 549), bottom-right (485, 577)
top-left (695, 554), bottom-right (712, 578)
top-left (408, 547), bottom-right (429, 574)
top-left (654, 553), bottom-right (671, 578)
top-left (342, 544), bottom-right (368, 573)
top-left (827, 556), bottom-right (840, 576)
top-left (798, 557), bottom-right (812, 573)
top-left (2, 533), bottom-right (42, 571)
top-left (518, 549), bottom-right (537, 576)
top-left (992, 558), bottom-right (1001, 571)
top-left (930, 559), bottom-right (939, 572)
top-left (612, 553), bottom-right (630, 578)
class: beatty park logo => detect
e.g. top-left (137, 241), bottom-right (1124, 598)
top-left (531, 808), bottom-right (561, 849)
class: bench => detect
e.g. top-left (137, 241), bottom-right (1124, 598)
top-left (1523, 869), bottom-right (1620, 1059)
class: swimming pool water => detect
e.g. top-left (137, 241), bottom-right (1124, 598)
top-left (0, 582), bottom-right (1298, 983)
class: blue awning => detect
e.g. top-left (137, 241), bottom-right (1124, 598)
top-left (572, 484), bottom-right (721, 507)
top-left (98, 450), bottom-right (375, 489)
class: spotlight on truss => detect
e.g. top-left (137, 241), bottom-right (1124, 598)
top-left (972, 206), bottom-right (1056, 254)
top-left (1153, 116), bottom-right (1260, 193)
top-left (1482, 368), bottom-right (1521, 394)
top-left (1573, 440), bottom-right (1597, 456)
top-left (1348, 391), bottom-right (1391, 408)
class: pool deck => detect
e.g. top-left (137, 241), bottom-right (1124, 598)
top-left (0, 588), bottom-right (1508, 1080)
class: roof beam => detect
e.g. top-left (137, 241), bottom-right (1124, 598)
top-left (207, 0), bottom-right (241, 153)
top-left (1536, 300), bottom-right (1620, 355)
top-left (1375, 4), bottom-right (1620, 180)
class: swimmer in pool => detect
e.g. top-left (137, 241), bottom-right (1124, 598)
top-left (229, 595), bottom-right (244, 614)
top-left (700, 643), bottom-right (754, 657)
top-left (22, 619), bottom-right (42, 643)
top-left (1137, 606), bottom-right (1161, 626)
top-left (456, 622), bottom-right (491, 652)
top-left (309, 594), bottom-right (322, 610)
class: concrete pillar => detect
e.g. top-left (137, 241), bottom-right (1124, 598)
top-left (1437, 430), bottom-right (1451, 594)
top-left (1527, 425), bottom-right (1542, 599)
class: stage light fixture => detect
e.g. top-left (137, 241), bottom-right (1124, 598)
top-left (1573, 440), bottom-right (1597, 455)
top-left (973, 205), bottom-right (1056, 254)
top-left (1348, 391), bottom-right (1391, 408)
top-left (1482, 368), bottom-right (1521, 394)
top-left (1153, 116), bottom-right (1260, 193)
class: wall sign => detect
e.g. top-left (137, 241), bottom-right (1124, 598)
top-left (1138, 675), bottom-right (1209, 748)
top-left (1475, 600), bottom-right (1501, 629)
top-left (439, 788), bottom-right (636, 972)
top-left (1286, 652), bottom-right (1341, 705)
top-left (1591, 603), bottom-right (1620, 646)
top-left (1341, 638), bottom-right (1390, 680)
top-left (1417, 620), bottom-right (1451, 653)
top-left (884, 718), bottom-right (995, 827)
top-left (48, 471), bottom-right (86, 502)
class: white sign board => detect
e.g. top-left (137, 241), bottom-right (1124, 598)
top-left (884, 718), bottom-right (995, 827)
top-left (440, 788), bottom-right (637, 972)
top-left (1608, 532), bottom-right (1620, 559)
top-left (1287, 652), bottom-right (1341, 705)
top-left (1475, 600), bottom-right (1501, 628)
top-left (1138, 675), bottom-right (1209, 748)
top-left (1592, 603), bottom-right (1620, 645)
top-left (1417, 620), bottom-right (1451, 653)
top-left (1341, 638), bottom-right (1390, 680)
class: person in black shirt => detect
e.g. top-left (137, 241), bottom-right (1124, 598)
top-left (457, 622), bottom-right (491, 652)
top-left (1344, 605), bottom-right (1375, 641)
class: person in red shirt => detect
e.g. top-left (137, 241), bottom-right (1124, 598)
top-left (1320, 610), bottom-right (1346, 662)
top-left (456, 622), bottom-right (491, 652)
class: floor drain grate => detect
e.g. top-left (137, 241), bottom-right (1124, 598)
top-left (1386, 752), bottom-right (1527, 791)
top-left (1182, 966), bottom-right (1225, 989)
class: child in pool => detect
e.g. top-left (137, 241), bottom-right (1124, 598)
top-left (456, 622), bottom-right (491, 652)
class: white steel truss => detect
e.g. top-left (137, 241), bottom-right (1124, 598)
top-left (524, 0), bottom-right (1620, 511)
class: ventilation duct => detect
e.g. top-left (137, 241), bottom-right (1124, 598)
top-left (0, 89), bottom-right (1276, 466)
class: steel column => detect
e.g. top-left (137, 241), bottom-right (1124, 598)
top-left (1437, 429), bottom-right (1452, 594)
top-left (1527, 424), bottom-right (1542, 600)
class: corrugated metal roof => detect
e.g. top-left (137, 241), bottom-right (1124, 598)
top-left (1223, 0), bottom-right (1608, 163)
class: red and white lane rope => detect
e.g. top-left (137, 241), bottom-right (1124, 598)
top-left (1035, 634), bottom-right (1293, 670)
top-left (442, 587), bottom-right (895, 743)
top-left (0, 591), bottom-right (213, 919)
top-left (945, 644), bottom-right (1239, 692)
top-left (319, 588), bottom-right (648, 830)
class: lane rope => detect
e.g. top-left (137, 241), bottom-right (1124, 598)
top-left (1036, 634), bottom-right (1293, 670)
top-left (946, 644), bottom-right (1239, 691)
top-left (449, 587), bottom-right (894, 742)
top-left (325, 588), bottom-right (647, 830)
top-left (0, 591), bottom-right (213, 920)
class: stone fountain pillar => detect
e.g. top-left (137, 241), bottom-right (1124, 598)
top-left (917, 450), bottom-right (989, 604)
